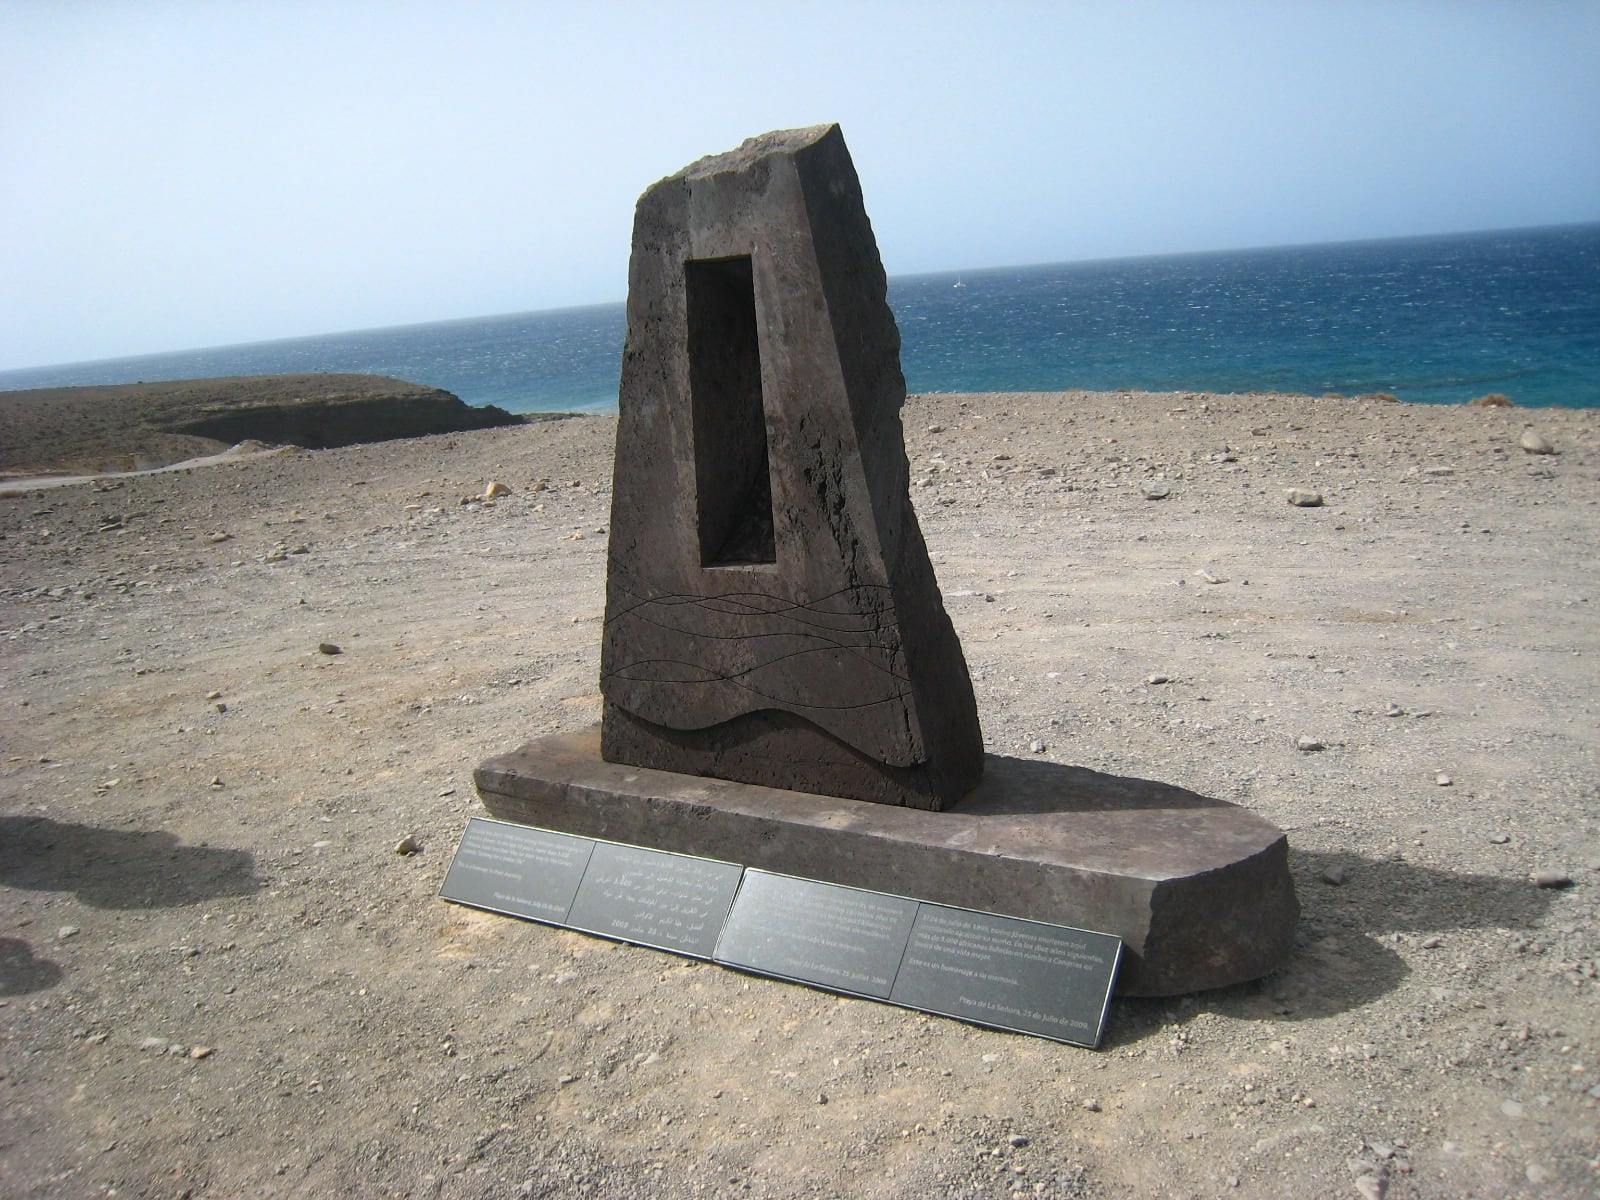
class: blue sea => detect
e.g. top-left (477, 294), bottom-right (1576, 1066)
top-left (3, 223), bottom-right (1596, 411)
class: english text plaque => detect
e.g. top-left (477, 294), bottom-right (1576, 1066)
top-left (890, 904), bottom-right (1121, 1045)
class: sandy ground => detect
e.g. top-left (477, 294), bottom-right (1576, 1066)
top-left (1, 389), bottom-right (1596, 1199)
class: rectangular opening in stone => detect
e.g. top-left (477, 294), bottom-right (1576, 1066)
top-left (687, 255), bottom-right (776, 567)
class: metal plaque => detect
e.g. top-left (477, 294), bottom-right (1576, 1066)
top-left (714, 870), bottom-right (919, 999)
top-left (443, 822), bottom-right (1121, 1047)
top-left (565, 840), bottom-right (743, 959)
top-left (439, 818), bottom-right (594, 922)
top-left (891, 904), bottom-right (1121, 1047)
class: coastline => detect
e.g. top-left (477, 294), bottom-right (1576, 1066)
top-left (2, 389), bottom-right (1596, 1197)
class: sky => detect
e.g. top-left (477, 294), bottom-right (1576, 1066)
top-left (2, 1), bottom-right (1597, 372)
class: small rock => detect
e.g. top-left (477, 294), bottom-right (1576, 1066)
top-left (208, 532), bottom-right (231, 543)
top-left (1196, 568), bottom-right (1228, 584)
top-left (483, 481), bottom-right (512, 500)
top-left (1519, 430), bottom-right (1555, 455)
top-left (1141, 481), bottom-right (1170, 500)
top-left (140, 1037), bottom-right (166, 1051)
top-left (1532, 869), bottom-right (1572, 889)
top-left (204, 690), bottom-right (222, 701)
top-left (1296, 735), bottom-right (1326, 752)
top-left (1286, 488), bottom-right (1323, 507)
top-left (1354, 1174), bottom-right (1388, 1200)
top-left (1489, 833), bottom-right (1510, 845)
top-left (1145, 673), bottom-right (1170, 685)
top-left (1080, 1099), bottom-right (1101, 1113)
top-left (395, 835), bottom-right (420, 856)
top-left (1421, 935), bottom-right (1442, 949)
top-left (1008, 1135), bottom-right (1029, 1148)
top-left (189, 1046), bottom-right (214, 1060)
top-left (57, 925), bottom-right (79, 941)
top-left (213, 702), bottom-right (227, 714)
top-left (1525, 1163), bottom-right (1552, 1184)
top-left (1320, 866), bottom-right (1348, 886)
top-left (1435, 773), bottom-right (1452, 787)
top-left (317, 643), bottom-right (342, 656)
top-left (926, 424), bottom-right (944, 434)
top-left (1384, 703), bottom-right (1404, 717)
top-left (1028, 740), bottom-right (1046, 754)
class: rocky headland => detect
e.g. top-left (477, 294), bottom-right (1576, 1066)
top-left (0, 373), bottom-right (525, 479)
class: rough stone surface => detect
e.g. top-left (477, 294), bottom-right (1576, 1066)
top-left (600, 124), bottom-right (983, 809)
top-left (476, 728), bottom-right (1300, 997)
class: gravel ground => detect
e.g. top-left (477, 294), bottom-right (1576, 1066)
top-left (1, 389), bottom-right (1596, 1199)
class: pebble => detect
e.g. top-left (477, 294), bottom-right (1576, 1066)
top-left (395, 835), bottom-right (420, 856)
top-left (483, 481), bottom-right (511, 500)
top-left (1080, 1099), bottom-right (1101, 1113)
top-left (317, 642), bottom-right (342, 656)
top-left (1435, 773), bottom-right (1452, 787)
top-left (1354, 1174), bottom-right (1388, 1200)
top-left (1141, 482), bottom-right (1170, 500)
top-left (1028, 740), bottom-right (1046, 754)
top-left (1296, 735), bottom-right (1326, 752)
top-left (57, 925), bottom-right (79, 940)
top-left (204, 690), bottom-right (222, 701)
top-left (1489, 833), bottom-right (1510, 844)
top-left (1008, 1135), bottom-right (1029, 1148)
top-left (189, 1046), bottom-right (215, 1060)
top-left (1519, 430), bottom-right (1555, 455)
top-left (1285, 488), bottom-right (1323, 507)
top-left (1421, 935), bottom-right (1442, 949)
top-left (1384, 703), bottom-right (1404, 717)
top-left (1146, 673), bottom-right (1170, 685)
top-left (1196, 568), bottom-right (1228, 584)
top-left (1320, 866), bottom-right (1348, 886)
top-left (1532, 869), bottom-right (1572, 889)
top-left (140, 1037), bottom-right (167, 1052)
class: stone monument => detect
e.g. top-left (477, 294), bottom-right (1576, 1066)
top-left (599, 124), bottom-right (983, 810)
top-left (474, 125), bottom-right (1299, 996)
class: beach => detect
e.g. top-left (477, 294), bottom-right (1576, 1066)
top-left (1, 385), bottom-right (1596, 1198)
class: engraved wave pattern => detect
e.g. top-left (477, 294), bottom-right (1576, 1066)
top-left (603, 583), bottom-right (910, 715)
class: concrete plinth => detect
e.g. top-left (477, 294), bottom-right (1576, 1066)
top-left (474, 728), bottom-right (1298, 997)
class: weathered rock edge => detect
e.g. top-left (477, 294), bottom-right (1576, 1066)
top-left (475, 728), bottom-right (1299, 997)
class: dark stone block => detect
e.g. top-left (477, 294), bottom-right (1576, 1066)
top-left (476, 729), bottom-right (1301, 997)
top-left (601, 125), bottom-right (983, 810)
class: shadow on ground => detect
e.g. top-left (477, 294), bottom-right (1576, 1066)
top-left (0, 937), bottom-right (63, 996)
top-left (1107, 847), bottom-right (1559, 1044)
top-left (0, 816), bottom-right (260, 909)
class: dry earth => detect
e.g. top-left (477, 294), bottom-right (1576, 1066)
top-left (1, 390), bottom-right (1596, 1199)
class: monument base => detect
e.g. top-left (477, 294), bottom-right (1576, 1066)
top-left (474, 728), bottom-right (1299, 997)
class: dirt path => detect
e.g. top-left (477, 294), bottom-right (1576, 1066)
top-left (2, 391), bottom-right (1596, 1199)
